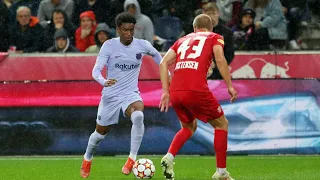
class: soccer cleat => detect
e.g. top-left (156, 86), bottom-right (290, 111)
top-left (80, 159), bottom-right (92, 178)
top-left (121, 157), bottom-right (135, 175)
top-left (161, 154), bottom-right (175, 180)
top-left (212, 171), bottom-right (235, 180)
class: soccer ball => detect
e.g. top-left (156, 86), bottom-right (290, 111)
top-left (132, 158), bottom-right (156, 179)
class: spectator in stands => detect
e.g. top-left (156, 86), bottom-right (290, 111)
top-left (46, 28), bottom-right (79, 53)
top-left (38, 0), bottom-right (74, 27)
top-left (246, 0), bottom-right (288, 50)
top-left (75, 11), bottom-right (97, 52)
top-left (216, 0), bottom-right (243, 28)
top-left (45, 9), bottom-right (76, 48)
top-left (85, 23), bottom-right (112, 53)
top-left (281, 0), bottom-right (307, 50)
top-left (8, 0), bottom-right (41, 23)
top-left (203, 2), bottom-right (235, 79)
top-left (0, 1), bottom-right (10, 52)
top-left (232, 8), bottom-right (255, 50)
top-left (124, 0), bottom-right (154, 45)
top-left (9, 6), bottom-right (45, 53)
top-left (72, 0), bottom-right (113, 28)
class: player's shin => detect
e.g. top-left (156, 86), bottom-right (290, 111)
top-left (84, 130), bottom-right (106, 161)
top-left (168, 127), bottom-right (193, 157)
top-left (214, 129), bottom-right (228, 174)
top-left (130, 111), bottom-right (144, 161)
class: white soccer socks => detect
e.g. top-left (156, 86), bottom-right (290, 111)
top-left (129, 111), bottom-right (145, 161)
top-left (84, 130), bottom-right (106, 161)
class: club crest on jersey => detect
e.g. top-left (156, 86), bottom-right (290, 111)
top-left (136, 53), bottom-right (142, 60)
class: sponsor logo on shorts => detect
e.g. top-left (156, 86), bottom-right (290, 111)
top-left (98, 115), bottom-right (101, 120)
top-left (175, 61), bottom-right (199, 70)
top-left (115, 63), bottom-right (140, 71)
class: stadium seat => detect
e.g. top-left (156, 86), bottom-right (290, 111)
top-left (9, 121), bottom-right (29, 148)
top-left (28, 121), bottom-right (52, 149)
top-left (154, 15), bottom-right (183, 51)
top-left (0, 121), bottom-right (11, 149)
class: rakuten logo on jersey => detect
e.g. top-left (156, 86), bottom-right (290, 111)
top-left (115, 63), bottom-right (140, 71)
top-left (175, 61), bottom-right (199, 70)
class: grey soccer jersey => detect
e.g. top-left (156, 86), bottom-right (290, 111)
top-left (92, 37), bottom-right (162, 97)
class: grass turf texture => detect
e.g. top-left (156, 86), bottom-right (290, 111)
top-left (1, 155), bottom-right (319, 180)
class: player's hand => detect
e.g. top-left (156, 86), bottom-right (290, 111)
top-left (104, 79), bottom-right (117, 87)
top-left (159, 92), bottom-right (170, 112)
top-left (228, 87), bottom-right (238, 103)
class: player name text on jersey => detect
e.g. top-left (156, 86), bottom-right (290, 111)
top-left (175, 61), bottom-right (199, 70)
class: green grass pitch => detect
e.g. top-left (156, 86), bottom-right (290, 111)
top-left (1, 155), bottom-right (320, 180)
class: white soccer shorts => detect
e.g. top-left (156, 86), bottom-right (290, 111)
top-left (96, 91), bottom-right (142, 126)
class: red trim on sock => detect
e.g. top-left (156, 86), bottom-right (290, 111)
top-left (214, 129), bottom-right (228, 168)
top-left (168, 128), bottom-right (192, 156)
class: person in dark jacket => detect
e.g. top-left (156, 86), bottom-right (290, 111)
top-left (45, 9), bottom-right (76, 48)
top-left (231, 8), bottom-right (256, 50)
top-left (9, 6), bottom-right (45, 53)
top-left (85, 23), bottom-right (112, 53)
top-left (46, 28), bottom-right (79, 53)
top-left (203, 2), bottom-right (235, 79)
top-left (0, 1), bottom-right (9, 52)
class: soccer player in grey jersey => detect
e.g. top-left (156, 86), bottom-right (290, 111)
top-left (80, 12), bottom-right (163, 178)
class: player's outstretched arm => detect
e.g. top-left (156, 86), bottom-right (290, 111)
top-left (159, 49), bottom-right (176, 112)
top-left (92, 42), bottom-right (109, 86)
top-left (213, 45), bottom-right (238, 102)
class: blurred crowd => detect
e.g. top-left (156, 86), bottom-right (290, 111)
top-left (0, 0), bottom-right (320, 54)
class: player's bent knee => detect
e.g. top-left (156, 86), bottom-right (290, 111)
top-left (217, 116), bottom-right (228, 130)
top-left (96, 124), bottom-right (109, 135)
top-left (131, 111), bottom-right (144, 125)
top-left (92, 130), bottom-right (106, 141)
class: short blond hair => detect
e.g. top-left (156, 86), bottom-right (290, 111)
top-left (193, 14), bottom-right (212, 30)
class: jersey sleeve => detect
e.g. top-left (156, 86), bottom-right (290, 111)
top-left (169, 40), bottom-right (179, 53)
top-left (212, 34), bottom-right (225, 49)
top-left (141, 40), bottom-right (162, 65)
top-left (92, 41), bottom-right (110, 86)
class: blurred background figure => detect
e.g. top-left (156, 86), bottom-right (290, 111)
top-left (231, 8), bottom-right (255, 50)
top-left (8, 0), bottom-right (41, 23)
top-left (203, 2), bottom-right (235, 79)
top-left (281, 0), bottom-right (307, 50)
top-left (75, 11), bottom-right (96, 52)
top-left (0, 1), bottom-right (10, 52)
top-left (246, 0), bottom-right (288, 50)
top-left (216, 0), bottom-right (243, 28)
top-left (46, 28), bottom-right (79, 53)
top-left (124, 0), bottom-right (154, 45)
top-left (37, 0), bottom-right (74, 27)
top-left (45, 9), bottom-right (76, 48)
top-left (3, 0), bottom-right (13, 8)
top-left (9, 6), bottom-right (45, 53)
top-left (72, 0), bottom-right (114, 28)
top-left (85, 23), bottom-right (112, 53)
